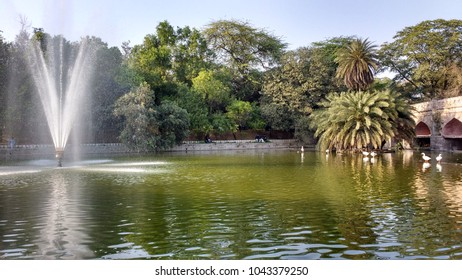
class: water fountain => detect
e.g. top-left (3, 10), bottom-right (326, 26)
top-left (26, 35), bottom-right (97, 166)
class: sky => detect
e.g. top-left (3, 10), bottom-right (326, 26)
top-left (1, 0), bottom-right (462, 50)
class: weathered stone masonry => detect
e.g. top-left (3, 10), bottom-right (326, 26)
top-left (413, 96), bottom-right (462, 150)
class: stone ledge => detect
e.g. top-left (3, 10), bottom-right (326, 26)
top-left (1, 140), bottom-right (300, 160)
top-left (170, 139), bottom-right (299, 152)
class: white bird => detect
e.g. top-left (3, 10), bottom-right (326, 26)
top-left (370, 151), bottom-right (377, 158)
top-left (325, 149), bottom-right (329, 154)
top-left (300, 146), bottom-right (304, 153)
top-left (436, 154), bottom-right (442, 163)
top-left (362, 151), bottom-right (369, 157)
top-left (421, 153), bottom-right (431, 162)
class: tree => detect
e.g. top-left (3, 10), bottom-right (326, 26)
top-left (114, 82), bottom-right (190, 151)
top-left (261, 38), bottom-right (350, 135)
top-left (210, 112), bottom-right (235, 135)
top-left (204, 19), bottom-right (287, 101)
top-left (172, 25), bottom-right (213, 85)
top-left (262, 46), bottom-right (341, 116)
top-left (247, 102), bottom-right (266, 130)
top-left (89, 38), bottom-right (127, 143)
top-left (204, 19), bottom-right (286, 72)
top-left (113, 82), bottom-right (157, 152)
top-left (127, 29), bottom-right (176, 102)
top-left (388, 91), bottom-right (416, 143)
top-left (128, 21), bottom-right (212, 99)
top-left (444, 64), bottom-right (462, 97)
top-left (379, 19), bottom-right (462, 99)
top-left (335, 38), bottom-right (378, 91)
top-left (155, 100), bottom-right (190, 148)
top-left (125, 19), bottom-right (216, 138)
top-left (3, 26), bottom-right (52, 144)
top-left (226, 100), bottom-right (252, 130)
top-left (192, 69), bottom-right (232, 113)
top-left (310, 90), bottom-right (414, 151)
top-left (174, 84), bottom-right (211, 137)
top-left (260, 103), bottom-right (294, 131)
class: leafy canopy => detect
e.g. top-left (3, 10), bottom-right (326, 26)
top-left (310, 90), bottom-right (414, 151)
top-left (113, 82), bottom-right (190, 151)
top-left (204, 19), bottom-right (287, 71)
top-left (204, 19), bottom-right (287, 101)
top-left (261, 38), bottom-right (350, 134)
top-left (335, 38), bottom-right (378, 91)
top-left (379, 19), bottom-right (462, 99)
top-left (192, 69), bottom-right (232, 113)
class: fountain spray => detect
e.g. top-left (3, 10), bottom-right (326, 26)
top-left (27, 36), bottom-right (96, 167)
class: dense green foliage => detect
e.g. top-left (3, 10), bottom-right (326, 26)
top-left (335, 38), bottom-right (378, 91)
top-left (204, 20), bottom-right (287, 102)
top-left (0, 19), bottom-right (460, 151)
top-left (155, 100), bottom-right (190, 149)
top-left (226, 100), bottom-right (253, 130)
top-left (192, 69), bottom-right (232, 113)
top-left (261, 38), bottom-right (349, 140)
top-left (310, 90), bottom-right (415, 151)
top-left (90, 39), bottom-right (127, 142)
top-left (113, 82), bottom-right (190, 151)
top-left (113, 82), bottom-right (157, 151)
top-left (379, 19), bottom-right (462, 99)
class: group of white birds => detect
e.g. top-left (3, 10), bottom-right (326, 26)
top-left (300, 146), bottom-right (443, 166)
top-left (421, 152), bottom-right (443, 172)
top-left (421, 152), bottom-right (442, 163)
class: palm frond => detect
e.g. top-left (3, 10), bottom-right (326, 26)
top-left (309, 90), bottom-right (415, 151)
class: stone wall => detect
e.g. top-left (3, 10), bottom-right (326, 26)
top-left (170, 139), bottom-right (299, 152)
top-left (1, 140), bottom-right (299, 160)
top-left (413, 96), bottom-right (462, 150)
top-left (1, 143), bottom-right (131, 160)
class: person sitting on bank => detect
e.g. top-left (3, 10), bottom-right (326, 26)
top-left (255, 135), bottom-right (266, 143)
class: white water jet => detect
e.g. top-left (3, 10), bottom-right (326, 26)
top-left (27, 36), bottom-right (97, 166)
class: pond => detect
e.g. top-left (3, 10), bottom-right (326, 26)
top-left (1, 150), bottom-right (462, 260)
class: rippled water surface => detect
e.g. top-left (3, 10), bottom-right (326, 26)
top-left (1, 150), bottom-right (462, 259)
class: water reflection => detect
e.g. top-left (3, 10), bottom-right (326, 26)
top-left (436, 163), bottom-right (442, 172)
top-left (1, 151), bottom-right (462, 259)
top-left (410, 155), bottom-right (462, 259)
top-left (36, 172), bottom-right (94, 259)
top-left (422, 162), bottom-right (431, 172)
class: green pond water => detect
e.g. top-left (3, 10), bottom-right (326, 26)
top-left (1, 150), bottom-right (462, 260)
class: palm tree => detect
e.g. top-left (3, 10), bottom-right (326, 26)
top-left (335, 38), bottom-right (378, 91)
top-left (309, 90), bottom-right (414, 151)
top-left (387, 91), bottom-right (416, 144)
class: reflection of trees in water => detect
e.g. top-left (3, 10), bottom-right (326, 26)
top-left (115, 182), bottom-right (339, 259)
top-left (82, 153), bottom-right (462, 259)
top-left (410, 161), bottom-right (462, 258)
top-left (101, 189), bottom-right (274, 259)
top-left (90, 153), bottom-right (351, 259)
top-left (335, 155), bottom-right (382, 255)
top-left (0, 170), bottom-right (95, 259)
top-left (0, 174), bottom-right (53, 259)
top-left (323, 152), bottom-right (421, 258)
